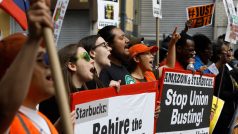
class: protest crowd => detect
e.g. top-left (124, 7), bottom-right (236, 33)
top-left (1, 0), bottom-right (238, 134)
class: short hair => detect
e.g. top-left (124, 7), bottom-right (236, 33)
top-left (193, 34), bottom-right (211, 53)
top-left (217, 34), bottom-right (226, 43)
top-left (211, 41), bottom-right (230, 63)
top-left (98, 25), bottom-right (117, 45)
top-left (176, 32), bottom-right (193, 47)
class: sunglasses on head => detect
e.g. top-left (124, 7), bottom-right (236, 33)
top-left (74, 51), bottom-right (91, 62)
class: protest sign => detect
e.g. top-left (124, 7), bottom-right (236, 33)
top-left (156, 68), bottom-right (214, 134)
top-left (52, 0), bottom-right (69, 45)
top-left (223, 0), bottom-right (236, 19)
top-left (209, 96), bottom-right (224, 134)
top-left (71, 81), bottom-right (158, 134)
top-left (223, 0), bottom-right (238, 44)
top-left (152, 0), bottom-right (162, 18)
top-left (97, 0), bottom-right (119, 29)
top-left (186, 3), bottom-right (214, 28)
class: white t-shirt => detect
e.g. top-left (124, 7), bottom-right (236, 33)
top-left (19, 106), bottom-right (51, 134)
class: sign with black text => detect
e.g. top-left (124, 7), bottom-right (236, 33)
top-left (152, 0), bottom-right (162, 18)
top-left (156, 68), bottom-right (214, 134)
top-left (97, 0), bottom-right (119, 29)
top-left (186, 3), bottom-right (215, 28)
top-left (71, 81), bottom-right (158, 134)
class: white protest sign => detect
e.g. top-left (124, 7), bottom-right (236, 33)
top-left (52, 0), bottom-right (69, 45)
top-left (223, 0), bottom-right (236, 19)
top-left (71, 82), bottom-right (158, 134)
top-left (223, 0), bottom-right (238, 44)
top-left (152, 0), bottom-right (162, 18)
top-left (97, 0), bottom-right (119, 29)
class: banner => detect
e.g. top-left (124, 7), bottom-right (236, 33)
top-left (52, 0), bottom-right (69, 45)
top-left (97, 0), bottom-right (119, 29)
top-left (156, 68), bottom-right (215, 134)
top-left (71, 81), bottom-right (158, 134)
top-left (186, 3), bottom-right (215, 28)
top-left (223, 0), bottom-right (238, 44)
top-left (152, 0), bottom-right (162, 18)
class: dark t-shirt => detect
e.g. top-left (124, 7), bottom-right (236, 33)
top-left (99, 63), bottom-right (135, 86)
top-left (39, 87), bottom-right (85, 123)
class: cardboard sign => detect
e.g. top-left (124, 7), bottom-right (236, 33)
top-left (152, 0), bottom-right (162, 18)
top-left (223, 0), bottom-right (238, 44)
top-left (52, 0), bottom-right (69, 45)
top-left (156, 68), bottom-right (215, 134)
top-left (97, 0), bottom-right (119, 29)
top-left (186, 3), bottom-right (215, 28)
top-left (71, 81), bottom-right (158, 134)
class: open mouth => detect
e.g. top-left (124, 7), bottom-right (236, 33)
top-left (124, 44), bottom-right (129, 49)
top-left (90, 67), bottom-right (95, 74)
top-left (46, 75), bottom-right (52, 81)
top-left (107, 53), bottom-right (111, 59)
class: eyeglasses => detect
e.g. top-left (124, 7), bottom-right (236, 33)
top-left (43, 53), bottom-right (50, 65)
top-left (74, 51), bottom-right (91, 62)
top-left (36, 53), bottom-right (50, 67)
top-left (93, 42), bottom-right (109, 50)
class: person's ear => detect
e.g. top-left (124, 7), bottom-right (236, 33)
top-left (133, 56), bottom-right (140, 63)
top-left (90, 50), bottom-right (96, 59)
top-left (67, 62), bottom-right (77, 72)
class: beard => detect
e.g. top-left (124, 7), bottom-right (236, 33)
top-left (111, 48), bottom-right (129, 66)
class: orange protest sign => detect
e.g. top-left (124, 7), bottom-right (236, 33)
top-left (187, 3), bottom-right (215, 28)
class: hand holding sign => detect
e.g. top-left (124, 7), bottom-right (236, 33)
top-left (183, 20), bottom-right (193, 33)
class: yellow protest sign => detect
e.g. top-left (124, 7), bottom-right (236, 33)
top-left (209, 96), bottom-right (224, 134)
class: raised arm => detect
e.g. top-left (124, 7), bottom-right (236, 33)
top-left (158, 27), bottom-right (180, 78)
top-left (0, 0), bottom-right (52, 132)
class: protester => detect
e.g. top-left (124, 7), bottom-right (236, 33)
top-left (211, 40), bottom-right (238, 134)
top-left (58, 44), bottom-right (94, 92)
top-left (174, 32), bottom-right (195, 70)
top-left (128, 27), bottom-right (180, 82)
top-left (40, 43), bottom-right (95, 126)
top-left (0, 0), bottom-right (56, 133)
top-left (79, 35), bottom-right (121, 90)
top-left (193, 34), bottom-right (213, 74)
top-left (98, 25), bottom-right (136, 86)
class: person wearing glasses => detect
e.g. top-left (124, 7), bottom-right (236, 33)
top-left (98, 25), bottom-right (136, 86)
top-left (0, 0), bottom-right (58, 132)
top-left (79, 35), bottom-right (121, 90)
top-left (58, 44), bottom-right (95, 92)
top-left (211, 39), bottom-right (238, 134)
top-left (40, 43), bottom-right (95, 127)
